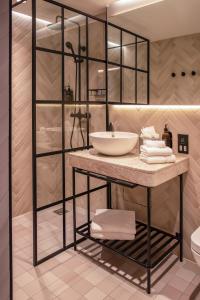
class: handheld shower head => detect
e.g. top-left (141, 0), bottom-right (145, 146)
top-left (66, 41), bottom-right (73, 49)
top-left (66, 41), bottom-right (77, 63)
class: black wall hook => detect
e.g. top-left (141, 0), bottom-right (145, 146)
top-left (171, 72), bottom-right (176, 78)
top-left (191, 70), bottom-right (196, 76)
top-left (181, 72), bottom-right (186, 77)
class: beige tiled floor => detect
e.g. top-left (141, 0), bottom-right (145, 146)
top-left (13, 207), bottom-right (200, 300)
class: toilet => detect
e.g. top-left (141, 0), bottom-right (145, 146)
top-left (191, 227), bottom-right (200, 266)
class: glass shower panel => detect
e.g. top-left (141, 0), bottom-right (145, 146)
top-left (88, 18), bottom-right (105, 60)
top-left (122, 68), bottom-right (136, 103)
top-left (137, 71), bottom-right (148, 104)
top-left (137, 39), bottom-right (148, 71)
top-left (65, 155), bottom-right (87, 199)
top-left (36, 51), bottom-right (62, 101)
top-left (36, 1), bottom-right (62, 51)
top-left (89, 105), bottom-right (106, 134)
top-left (89, 61), bottom-right (106, 102)
top-left (37, 154), bottom-right (63, 208)
top-left (122, 32), bottom-right (136, 68)
top-left (64, 56), bottom-right (87, 102)
top-left (64, 10), bottom-right (86, 57)
top-left (64, 104), bottom-right (88, 150)
top-left (37, 203), bottom-right (63, 260)
top-left (36, 104), bottom-right (62, 154)
top-left (108, 25), bottom-right (121, 64)
top-left (108, 64), bottom-right (120, 102)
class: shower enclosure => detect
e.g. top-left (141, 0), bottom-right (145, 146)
top-left (24, 0), bottom-right (149, 266)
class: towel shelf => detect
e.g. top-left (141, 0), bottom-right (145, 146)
top-left (72, 167), bottom-right (184, 294)
top-left (76, 221), bottom-right (179, 268)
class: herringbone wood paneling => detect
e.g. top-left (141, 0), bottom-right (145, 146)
top-left (12, 12), bottom-right (32, 217)
top-left (151, 33), bottom-right (200, 105)
top-left (110, 106), bottom-right (200, 260)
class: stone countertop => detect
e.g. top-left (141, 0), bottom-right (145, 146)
top-left (67, 149), bottom-right (189, 187)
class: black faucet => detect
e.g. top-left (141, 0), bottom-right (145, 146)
top-left (108, 122), bottom-right (115, 137)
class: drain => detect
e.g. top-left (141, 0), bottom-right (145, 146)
top-left (54, 208), bottom-right (69, 215)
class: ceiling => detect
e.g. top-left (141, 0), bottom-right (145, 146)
top-left (13, 0), bottom-right (200, 42)
top-left (109, 0), bottom-right (200, 41)
top-left (12, 0), bottom-right (114, 18)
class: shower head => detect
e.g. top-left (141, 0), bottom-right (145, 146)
top-left (47, 22), bottom-right (64, 31)
top-left (47, 16), bottom-right (66, 31)
top-left (66, 41), bottom-right (73, 50)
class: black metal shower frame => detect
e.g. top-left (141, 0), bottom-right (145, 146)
top-left (32, 0), bottom-right (150, 266)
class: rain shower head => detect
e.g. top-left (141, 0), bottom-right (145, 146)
top-left (47, 16), bottom-right (66, 31)
top-left (47, 21), bottom-right (67, 31)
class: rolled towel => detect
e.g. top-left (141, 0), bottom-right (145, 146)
top-left (141, 126), bottom-right (159, 139)
top-left (91, 209), bottom-right (136, 235)
top-left (140, 154), bottom-right (176, 164)
top-left (143, 139), bottom-right (166, 148)
top-left (91, 232), bottom-right (135, 241)
top-left (140, 145), bottom-right (173, 156)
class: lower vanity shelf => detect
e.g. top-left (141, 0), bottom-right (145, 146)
top-left (76, 221), bottom-right (180, 269)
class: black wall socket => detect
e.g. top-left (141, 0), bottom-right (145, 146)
top-left (178, 134), bottom-right (189, 154)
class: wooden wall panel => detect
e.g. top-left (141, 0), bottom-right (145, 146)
top-left (12, 12), bottom-right (32, 217)
top-left (150, 33), bottom-right (200, 105)
top-left (110, 106), bottom-right (200, 260)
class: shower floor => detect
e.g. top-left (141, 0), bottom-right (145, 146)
top-left (13, 206), bottom-right (200, 300)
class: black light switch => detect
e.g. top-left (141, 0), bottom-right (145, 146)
top-left (178, 134), bottom-right (189, 154)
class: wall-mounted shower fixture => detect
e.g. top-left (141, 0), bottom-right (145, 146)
top-left (65, 42), bottom-right (84, 63)
top-left (70, 111), bottom-right (91, 119)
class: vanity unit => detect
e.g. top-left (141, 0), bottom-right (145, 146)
top-left (68, 150), bottom-right (189, 294)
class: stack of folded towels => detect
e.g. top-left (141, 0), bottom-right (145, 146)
top-left (140, 126), bottom-right (176, 164)
top-left (90, 209), bottom-right (136, 240)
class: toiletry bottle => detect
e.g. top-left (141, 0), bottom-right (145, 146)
top-left (162, 124), bottom-right (173, 148)
top-left (65, 85), bottom-right (74, 102)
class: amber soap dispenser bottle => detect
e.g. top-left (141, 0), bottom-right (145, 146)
top-left (162, 124), bottom-right (173, 148)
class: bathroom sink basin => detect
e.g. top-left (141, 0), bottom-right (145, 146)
top-left (90, 131), bottom-right (138, 156)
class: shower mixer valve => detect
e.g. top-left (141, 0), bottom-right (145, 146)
top-left (70, 111), bottom-right (91, 119)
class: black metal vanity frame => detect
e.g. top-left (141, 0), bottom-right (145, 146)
top-left (72, 167), bottom-right (183, 294)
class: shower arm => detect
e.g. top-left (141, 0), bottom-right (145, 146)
top-left (55, 15), bottom-right (82, 102)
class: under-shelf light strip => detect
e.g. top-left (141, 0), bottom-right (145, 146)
top-left (113, 105), bottom-right (200, 110)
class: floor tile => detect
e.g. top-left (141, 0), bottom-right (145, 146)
top-left (109, 285), bottom-right (132, 300)
top-left (58, 287), bottom-right (82, 300)
top-left (12, 210), bottom-right (200, 300)
top-left (85, 287), bottom-right (106, 300)
top-left (14, 289), bottom-right (30, 300)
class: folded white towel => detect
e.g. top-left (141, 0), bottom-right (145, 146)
top-left (141, 126), bottom-right (159, 139)
top-left (140, 154), bottom-right (176, 164)
top-left (140, 145), bottom-right (173, 156)
top-left (143, 139), bottom-right (166, 148)
top-left (91, 232), bottom-right (135, 241)
top-left (91, 209), bottom-right (136, 235)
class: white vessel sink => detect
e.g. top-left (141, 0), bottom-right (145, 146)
top-left (90, 131), bottom-right (138, 156)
